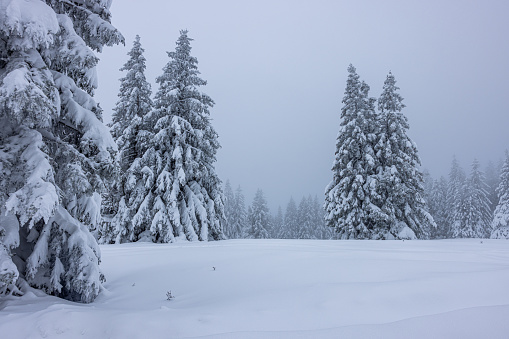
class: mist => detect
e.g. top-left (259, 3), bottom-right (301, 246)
top-left (95, 0), bottom-right (509, 211)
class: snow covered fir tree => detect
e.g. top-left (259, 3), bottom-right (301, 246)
top-left (325, 66), bottom-right (434, 239)
top-left (324, 65), bottom-right (379, 239)
top-left (0, 0), bottom-right (123, 302)
top-left (373, 71), bottom-right (434, 239)
top-left (99, 35), bottom-right (153, 244)
top-left (109, 30), bottom-right (225, 243)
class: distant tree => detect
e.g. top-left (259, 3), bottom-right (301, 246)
top-left (246, 190), bottom-right (270, 239)
top-left (455, 159), bottom-right (491, 238)
top-left (272, 206), bottom-right (284, 238)
top-left (297, 196), bottom-right (314, 239)
top-left (232, 185), bottom-right (247, 238)
top-left (448, 157), bottom-right (467, 238)
top-left (491, 152), bottom-right (509, 238)
top-left (485, 161), bottom-right (500, 215)
top-left (324, 65), bottom-right (381, 239)
top-left (100, 35), bottom-right (153, 244)
top-left (281, 197), bottom-right (298, 239)
top-left (223, 180), bottom-right (236, 238)
top-left (374, 71), bottom-right (434, 239)
top-left (0, 0), bottom-right (123, 302)
top-left (427, 177), bottom-right (450, 239)
top-left (311, 195), bottom-right (332, 239)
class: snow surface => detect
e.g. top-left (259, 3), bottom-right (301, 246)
top-left (1, 239), bottom-right (509, 338)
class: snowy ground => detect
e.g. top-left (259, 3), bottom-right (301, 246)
top-left (1, 239), bottom-right (509, 339)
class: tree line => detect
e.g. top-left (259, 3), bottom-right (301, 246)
top-left (423, 155), bottom-right (509, 239)
top-left (222, 181), bottom-right (332, 240)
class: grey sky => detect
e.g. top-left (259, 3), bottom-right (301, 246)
top-left (95, 0), bottom-right (509, 211)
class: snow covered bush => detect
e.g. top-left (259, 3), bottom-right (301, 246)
top-left (0, 0), bottom-right (123, 302)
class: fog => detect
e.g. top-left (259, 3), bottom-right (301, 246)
top-left (95, 0), bottom-right (509, 211)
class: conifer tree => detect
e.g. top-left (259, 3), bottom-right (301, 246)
top-left (231, 185), bottom-right (247, 238)
top-left (324, 65), bottom-right (381, 239)
top-left (448, 157), bottom-right (467, 237)
top-left (100, 35), bottom-right (153, 243)
top-left (0, 0), bottom-right (123, 302)
top-left (135, 30), bottom-right (225, 242)
top-left (455, 160), bottom-right (491, 238)
top-left (296, 197), bottom-right (314, 239)
top-left (246, 190), bottom-right (270, 239)
top-left (453, 160), bottom-right (492, 238)
top-left (491, 152), bottom-right (509, 238)
top-left (281, 197), bottom-right (298, 239)
top-left (485, 161), bottom-right (500, 215)
top-left (273, 206), bottom-right (284, 239)
top-left (374, 71), bottom-right (434, 239)
top-left (223, 180), bottom-right (236, 239)
top-left (427, 177), bottom-right (450, 238)
top-left (311, 195), bottom-right (331, 239)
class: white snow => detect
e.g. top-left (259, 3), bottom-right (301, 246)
top-left (1, 239), bottom-right (509, 338)
top-left (0, 0), bottom-right (58, 50)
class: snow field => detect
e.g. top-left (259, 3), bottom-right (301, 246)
top-left (1, 239), bottom-right (509, 338)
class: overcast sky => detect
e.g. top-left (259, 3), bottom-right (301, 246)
top-left (95, 0), bottom-right (509, 212)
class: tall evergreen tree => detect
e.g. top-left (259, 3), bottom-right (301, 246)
top-left (100, 35), bottom-right (153, 244)
top-left (134, 30), bottom-right (225, 242)
top-left (491, 152), bottom-right (509, 238)
top-left (324, 65), bottom-right (381, 239)
top-left (0, 0), bottom-right (123, 302)
top-left (374, 72), bottom-right (434, 239)
top-left (246, 190), bottom-right (270, 239)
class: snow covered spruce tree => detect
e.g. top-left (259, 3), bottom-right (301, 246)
top-left (100, 35), bottom-right (153, 243)
top-left (246, 189), bottom-right (270, 239)
top-left (491, 152), bottom-right (509, 238)
top-left (374, 72), bottom-right (434, 239)
top-left (123, 30), bottom-right (225, 242)
top-left (0, 0), bottom-right (123, 301)
top-left (324, 65), bottom-right (383, 239)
